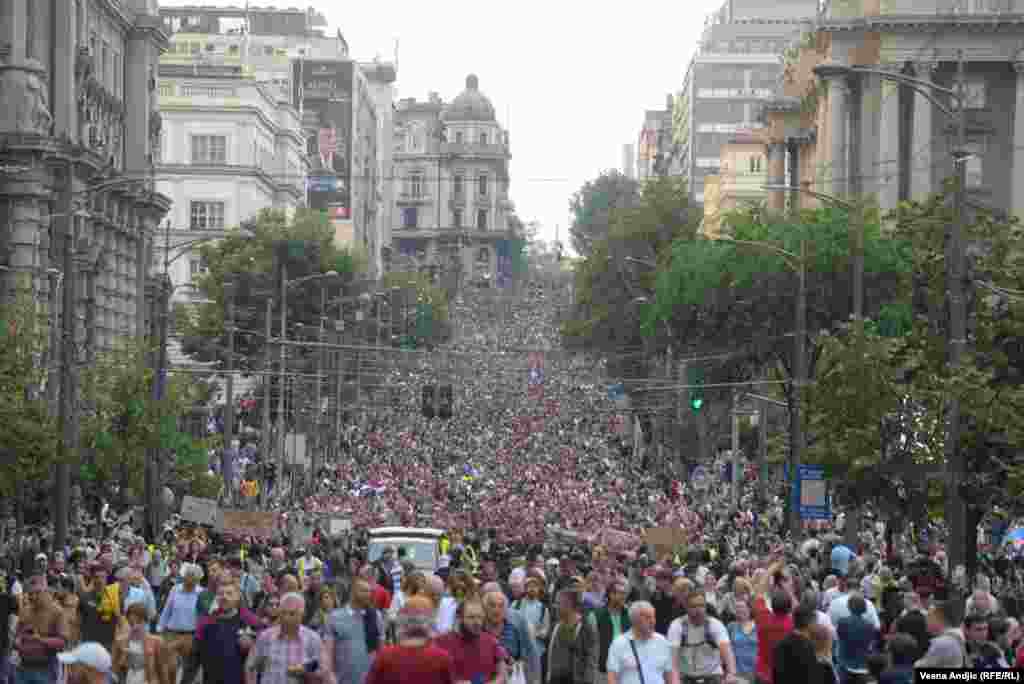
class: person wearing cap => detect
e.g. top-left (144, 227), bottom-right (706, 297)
top-left (13, 575), bottom-right (69, 684)
top-left (57, 642), bottom-right (112, 684)
top-left (113, 592), bottom-right (175, 684)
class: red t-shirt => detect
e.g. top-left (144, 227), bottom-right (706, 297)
top-left (366, 644), bottom-right (456, 684)
top-left (433, 631), bottom-right (506, 683)
top-left (753, 595), bottom-right (794, 684)
top-left (371, 583), bottom-right (392, 611)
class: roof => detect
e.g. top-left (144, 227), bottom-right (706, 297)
top-left (441, 74), bottom-right (496, 123)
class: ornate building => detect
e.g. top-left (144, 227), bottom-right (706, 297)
top-left (0, 0), bottom-right (170, 352)
top-left (390, 74), bottom-right (518, 287)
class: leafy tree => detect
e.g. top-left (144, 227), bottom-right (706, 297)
top-left (382, 271), bottom-right (450, 346)
top-left (568, 170), bottom-right (641, 257)
top-left (175, 208), bottom-right (367, 372)
top-left (0, 293), bottom-right (58, 500)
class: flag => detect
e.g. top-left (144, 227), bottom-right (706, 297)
top-left (545, 399), bottom-right (560, 417)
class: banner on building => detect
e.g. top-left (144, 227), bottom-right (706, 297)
top-left (220, 510), bottom-right (278, 538)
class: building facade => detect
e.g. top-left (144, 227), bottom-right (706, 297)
top-left (637, 97), bottom-right (675, 182)
top-left (155, 63), bottom-right (306, 303)
top-left (390, 75), bottom-right (517, 286)
top-left (701, 138), bottom-right (769, 237)
top-left (359, 60), bottom-right (398, 278)
top-left (0, 0), bottom-right (170, 353)
top-left (758, 0), bottom-right (1024, 219)
top-left (622, 143), bottom-right (636, 179)
top-left (671, 0), bottom-right (817, 204)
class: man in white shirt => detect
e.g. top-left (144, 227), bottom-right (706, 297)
top-left (607, 601), bottom-right (677, 684)
top-left (827, 578), bottom-right (881, 631)
top-left (668, 592), bottom-right (737, 684)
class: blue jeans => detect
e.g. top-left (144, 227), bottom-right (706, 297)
top-left (14, 666), bottom-right (52, 684)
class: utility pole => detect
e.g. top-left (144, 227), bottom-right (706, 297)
top-left (758, 399), bottom-right (768, 504)
top-left (946, 50), bottom-right (969, 574)
top-left (54, 160), bottom-right (77, 552)
top-left (790, 238), bottom-right (807, 537)
top-left (260, 297), bottom-right (272, 505)
top-left (149, 276), bottom-right (171, 534)
top-left (276, 261), bottom-right (288, 504)
top-left (731, 389), bottom-right (740, 509)
top-left (223, 284), bottom-right (236, 506)
top-left (314, 286), bottom-right (326, 486)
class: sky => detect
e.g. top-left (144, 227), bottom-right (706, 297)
top-left (158, 0), bottom-right (726, 245)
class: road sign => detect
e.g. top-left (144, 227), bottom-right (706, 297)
top-left (793, 465), bottom-right (830, 520)
top-left (690, 465), bottom-right (710, 491)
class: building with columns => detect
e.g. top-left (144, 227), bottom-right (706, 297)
top-left (761, 0), bottom-right (1024, 217)
top-left (390, 75), bottom-right (518, 286)
top-left (0, 0), bottom-right (170, 353)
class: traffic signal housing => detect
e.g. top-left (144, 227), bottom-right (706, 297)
top-left (688, 366), bottom-right (704, 413)
top-left (439, 383), bottom-right (453, 419)
top-left (421, 385), bottom-right (435, 419)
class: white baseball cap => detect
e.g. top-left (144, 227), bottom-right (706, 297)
top-left (57, 642), bottom-right (112, 673)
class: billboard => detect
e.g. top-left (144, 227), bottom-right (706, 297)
top-left (293, 60), bottom-right (353, 214)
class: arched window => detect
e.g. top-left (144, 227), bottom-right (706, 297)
top-left (476, 247), bottom-right (490, 263)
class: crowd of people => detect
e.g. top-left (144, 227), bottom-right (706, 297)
top-left (2, 278), bottom-right (1024, 684)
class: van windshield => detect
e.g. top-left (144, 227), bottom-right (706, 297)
top-left (367, 539), bottom-right (437, 569)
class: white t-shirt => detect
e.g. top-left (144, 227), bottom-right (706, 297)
top-left (607, 631), bottom-right (673, 684)
top-left (667, 616), bottom-right (729, 677)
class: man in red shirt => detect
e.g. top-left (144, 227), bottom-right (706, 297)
top-left (434, 597), bottom-right (506, 684)
top-left (751, 587), bottom-right (794, 684)
top-left (359, 564), bottom-right (391, 612)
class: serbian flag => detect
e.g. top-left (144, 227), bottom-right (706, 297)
top-left (608, 414), bottom-right (626, 434)
top-left (527, 352), bottom-right (545, 400)
top-left (514, 417), bottom-right (530, 438)
top-left (530, 416), bottom-right (544, 433)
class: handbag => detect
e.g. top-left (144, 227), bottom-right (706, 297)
top-left (629, 640), bottom-right (645, 684)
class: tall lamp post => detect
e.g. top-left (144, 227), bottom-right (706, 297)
top-left (710, 236), bottom-right (807, 535)
top-left (814, 57), bottom-right (969, 569)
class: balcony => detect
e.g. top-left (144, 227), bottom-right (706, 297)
top-left (441, 141), bottom-right (510, 158)
top-left (396, 191), bottom-right (431, 206)
top-left (824, 0), bottom-right (1024, 19)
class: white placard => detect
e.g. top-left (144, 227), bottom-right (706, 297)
top-left (329, 518), bottom-right (352, 535)
top-left (180, 496), bottom-right (219, 527)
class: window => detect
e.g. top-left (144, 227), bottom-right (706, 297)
top-left (477, 247), bottom-right (490, 263)
top-left (191, 135), bottom-right (227, 164)
top-left (477, 173), bottom-right (488, 197)
top-left (453, 174), bottom-right (464, 198)
top-left (402, 207), bottom-right (418, 228)
top-left (963, 78), bottom-right (987, 109)
top-left (965, 141), bottom-right (985, 189)
top-left (455, 130), bottom-right (464, 144)
top-left (189, 201), bottom-right (225, 230)
top-left (409, 174), bottom-right (424, 198)
top-left (453, 209), bottom-right (462, 228)
top-left (749, 156), bottom-right (762, 173)
top-left (476, 209), bottom-right (488, 230)
top-left (113, 52), bottom-right (121, 96)
top-left (102, 42), bottom-right (110, 89)
top-left (189, 258), bottom-right (208, 277)
top-left (479, 132), bottom-right (488, 145)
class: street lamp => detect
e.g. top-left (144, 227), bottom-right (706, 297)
top-left (710, 234), bottom-right (806, 534)
top-left (814, 56), bottom-right (971, 571)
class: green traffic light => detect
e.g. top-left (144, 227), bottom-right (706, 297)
top-left (691, 398), bottom-right (703, 412)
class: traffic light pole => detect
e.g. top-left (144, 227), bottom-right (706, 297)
top-left (260, 297), bottom-right (272, 506)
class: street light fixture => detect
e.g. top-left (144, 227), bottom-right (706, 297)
top-left (710, 234), bottom-right (806, 534)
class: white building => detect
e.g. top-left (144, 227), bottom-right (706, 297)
top-left (391, 75), bottom-right (517, 285)
top-left (155, 62), bottom-right (306, 302)
top-left (359, 60), bottom-right (398, 278)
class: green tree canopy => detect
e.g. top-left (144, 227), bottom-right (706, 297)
top-left (175, 208), bottom-right (367, 371)
top-left (568, 170), bottom-right (641, 257)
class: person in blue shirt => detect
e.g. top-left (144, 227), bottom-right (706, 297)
top-left (836, 594), bottom-right (879, 684)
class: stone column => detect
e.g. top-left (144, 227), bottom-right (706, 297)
top-left (1012, 60), bottom-right (1024, 219)
top-left (0, 0), bottom-right (27, 63)
top-left (910, 61), bottom-right (937, 200)
top-left (878, 69), bottom-right (902, 211)
top-left (766, 142), bottom-right (786, 212)
top-left (816, 63), bottom-right (850, 198)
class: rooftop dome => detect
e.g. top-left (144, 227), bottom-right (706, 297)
top-left (441, 74), bottom-right (496, 123)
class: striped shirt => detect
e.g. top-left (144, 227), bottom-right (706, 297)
top-left (246, 624), bottom-right (323, 684)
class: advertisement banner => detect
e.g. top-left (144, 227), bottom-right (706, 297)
top-left (293, 60), bottom-right (353, 214)
top-left (220, 510), bottom-right (278, 538)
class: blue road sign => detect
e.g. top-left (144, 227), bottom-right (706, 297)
top-left (792, 464), bottom-right (830, 520)
top-left (607, 383), bottom-right (625, 401)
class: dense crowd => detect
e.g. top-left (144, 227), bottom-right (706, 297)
top-left (3, 279), bottom-right (1024, 684)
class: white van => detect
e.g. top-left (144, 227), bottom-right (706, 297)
top-left (367, 526), bottom-right (445, 573)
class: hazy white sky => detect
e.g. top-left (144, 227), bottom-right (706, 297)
top-left (158, 0), bottom-right (725, 244)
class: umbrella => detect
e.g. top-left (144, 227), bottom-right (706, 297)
top-left (1002, 528), bottom-right (1024, 545)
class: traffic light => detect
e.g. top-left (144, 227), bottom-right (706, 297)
top-left (438, 383), bottom-right (453, 419)
top-left (688, 366), bottom-right (704, 413)
top-left (421, 385), bottom-right (435, 419)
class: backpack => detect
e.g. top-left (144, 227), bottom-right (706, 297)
top-left (678, 619), bottom-right (717, 650)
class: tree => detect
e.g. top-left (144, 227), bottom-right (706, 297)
top-left (382, 271), bottom-right (450, 346)
top-left (0, 293), bottom-right (58, 501)
top-left (175, 208), bottom-right (367, 372)
top-left (568, 170), bottom-right (641, 257)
